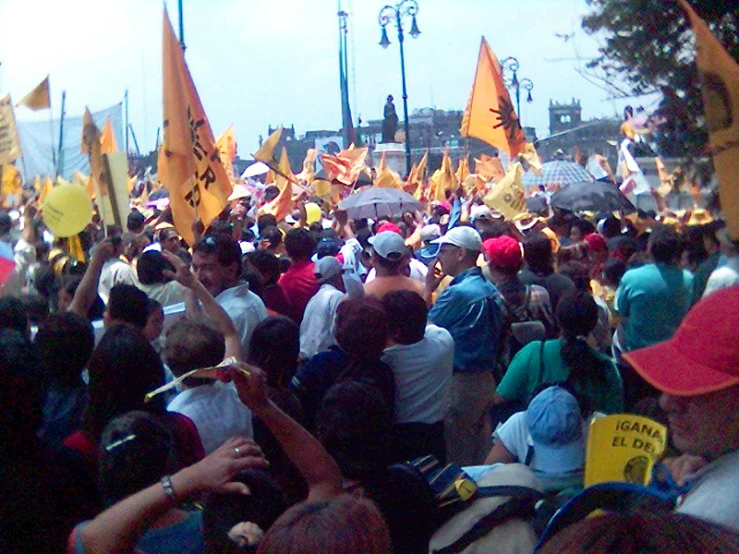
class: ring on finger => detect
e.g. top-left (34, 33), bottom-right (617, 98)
top-left (234, 446), bottom-right (241, 456)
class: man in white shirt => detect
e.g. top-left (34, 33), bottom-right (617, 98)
top-left (190, 235), bottom-right (267, 357)
top-left (299, 256), bottom-right (345, 360)
top-left (164, 319), bottom-right (252, 454)
top-left (381, 289), bottom-right (454, 462)
top-left (623, 286), bottom-right (739, 532)
top-left (98, 236), bottom-right (139, 304)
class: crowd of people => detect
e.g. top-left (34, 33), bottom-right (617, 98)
top-left (0, 180), bottom-right (738, 553)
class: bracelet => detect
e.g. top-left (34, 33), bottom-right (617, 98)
top-left (161, 475), bottom-right (177, 504)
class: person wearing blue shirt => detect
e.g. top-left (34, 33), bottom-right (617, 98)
top-left (425, 226), bottom-right (504, 466)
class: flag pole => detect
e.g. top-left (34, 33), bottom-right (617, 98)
top-left (56, 90), bottom-right (66, 178)
top-left (48, 76), bottom-right (57, 175)
top-left (125, 89), bottom-right (130, 154)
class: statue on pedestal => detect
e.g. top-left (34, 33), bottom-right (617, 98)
top-left (382, 95), bottom-right (399, 143)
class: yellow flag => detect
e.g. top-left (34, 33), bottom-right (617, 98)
top-left (680, 0), bottom-right (739, 239)
top-left (82, 107), bottom-right (115, 224)
top-left (475, 154), bottom-right (506, 183)
top-left (100, 116), bottom-right (118, 154)
top-left (161, 6), bottom-right (233, 245)
top-left (483, 162), bottom-right (526, 219)
top-left (260, 146), bottom-right (294, 221)
top-left (1, 164), bottom-right (22, 207)
top-left (253, 128), bottom-right (283, 168)
top-left (460, 37), bottom-right (526, 157)
top-left (38, 176), bottom-right (54, 206)
top-left (16, 76), bottom-right (51, 111)
top-left (430, 149), bottom-right (457, 201)
top-left (455, 156), bottom-right (470, 183)
top-left (519, 142), bottom-right (542, 176)
top-left (297, 148), bottom-right (317, 185)
top-left (0, 95), bottom-right (22, 165)
top-left (73, 170), bottom-right (95, 200)
top-left (216, 124), bottom-right (237, 184)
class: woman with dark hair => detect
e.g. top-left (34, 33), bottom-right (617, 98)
top-left (62, 324), bottom-right (205, 470)
top-left (493, 291), bottom-right (624, 415)
top-left (290, 297), bottom-right (395, 429)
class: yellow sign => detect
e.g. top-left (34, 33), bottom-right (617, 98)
top-left (483, 162), bottom-right (526, 219)
top-left (0, 95), bottom-right (21, 165)
top-left (584, 414), bottom-right (667, 487)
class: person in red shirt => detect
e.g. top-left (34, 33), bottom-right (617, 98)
top-left (279, 228), bottom-right (319, 324)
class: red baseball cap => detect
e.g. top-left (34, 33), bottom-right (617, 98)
top-left (584, 233), bottom-right (607, 253)
top-left (483, 236), bottom-right (522, 268)
top-left (623, 286), bottom-right (739, 396)
top-left (375, 222), bottom-right (402, 236)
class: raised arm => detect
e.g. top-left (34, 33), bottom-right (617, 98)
top-left (79, 438), bottom-right (267, 554)
top-left (162, 249), bottom-right (243, 361)
top-left (68, 238), bottom-right (113, 317)
top-left (230, 364), bottom-right (344, 501)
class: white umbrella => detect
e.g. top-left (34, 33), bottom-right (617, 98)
top-left (241, 161), bottom-right (270, 178)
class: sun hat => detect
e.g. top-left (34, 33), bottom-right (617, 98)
top-left (431, 226), bottom-right (483, 252)
top-left (623, 286), bottom-right (739, 396)
top-left (526, 386), bottom-right (585, 474)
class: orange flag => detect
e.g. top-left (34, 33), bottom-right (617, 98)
top-left (161, 6), bottom-right (232, 245)
top-left (374, 151), bottom-right (403, 189)
top-left (475, 154), bottom-right (506, 182)
top-left (680, 0), bottom-right (739, 239)
top-left (38, 176), bottom-right (54, 205)
top-left (460, 37), bottom-right (526, 157)
top-left (430, 149), bottom-right (457, 201)
top-left (297, 148), bottom-right (317, 185)
top-left (16, 76), bottom-right (50, 111)
top-left (100, 116), bottom-right (118, 153)
top-left (260, 146), bottom-right (294, 221)
top-left (455, 156), bottom-right (470, 183)
top-left (216, 124), bottom-right (237, 184)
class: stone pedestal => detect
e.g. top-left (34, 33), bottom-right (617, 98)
top-left (373, 142), bottom-right (406, 176)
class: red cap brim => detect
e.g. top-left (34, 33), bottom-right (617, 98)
top-left (623, 341), bottom-right (739, 397)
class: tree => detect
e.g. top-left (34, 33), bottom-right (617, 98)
top-left (581, 0), bottom-right (738, 157)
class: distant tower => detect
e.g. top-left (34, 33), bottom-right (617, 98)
top-left (549, 98), bottom-right (582, 135)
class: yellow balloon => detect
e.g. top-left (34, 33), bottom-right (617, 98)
top-left (43, 182), bottom-right (93, 237)
top-left (305, 202), bottom-right (321, 224)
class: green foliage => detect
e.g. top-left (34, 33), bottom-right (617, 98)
top-left (582, 0), bottom-right (739, 156)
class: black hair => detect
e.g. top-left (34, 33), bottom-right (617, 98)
top-left (242, 269), bottom-right (264, 299)
top-left (126, 210), bottom-right (146, 233)
top-left (316, 381), bottom-right (392, 480)
top-left (164, 319), bottom-right (225, 384)
top-left (284, 228), bottom-right (316, 262)
top-left (523, 231), bottom-right (553, 273)
top-left (602, 258), bottom-right (627, 288)
top-left (193, 235), bottom-right (244, 279)
top-left (260, 226), bottom-right (283, 249)
top-left (0, 297), bottom-right (29, 337)
top-left (648, 225), bottom-right (684, 264)
top-left (146, 298), bottom-right (163, 318)
top-left (247, 250), bottom-right (281, 286)
top-left (600, 216), bottom-right (622, 239)
top-left (137, 250), bottom-right (174, 285)
top-left (382, 290), bottom-right (427, 345)
top-left (18, 294), bottom-right (49, 326)
top-left (257, 214), bottom-right (279, 234)
top-left (84, 324), bottom-right (166, 441)
top-left (98, 411), bottom-right (176, 507)
top-left (570, 219), bottom-right (596, 237)
top-left (0, 211), bottom-right (12, 235)
top-left (34, 312), bottom-right (94, 388)
top-left (263, 187), bottom-right (280, 204)
top-left (108, 284), bottom-right (149, 329)
top-left (556, 291), bottom-right (608, 393)
top-left (247, 316), bottom-right (300, 388)
top-left (0, 329), bottom-right (47, 453)
top-left (203, 470), bottom-right (288, 554)
top-left (558, 261), bottom-right (591, 292)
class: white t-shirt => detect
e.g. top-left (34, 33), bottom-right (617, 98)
top-left (99, 258), bottom-right (138, 304)
top-left (381, 324), bottom-right (454, 424)
top-left (167, 381), bottom-right (253, 454)
top-left (300, 283), bottom-right (344, 359)
top-left (703, 257), bottom-right (739, 299)
top-left (677, 449), bottom-right (739, 532)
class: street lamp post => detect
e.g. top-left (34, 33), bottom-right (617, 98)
top-left (379, 0), bottom-right (421, 176)
top-left (500, 56), bottom-right (534, 124)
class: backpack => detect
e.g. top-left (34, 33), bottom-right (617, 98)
top-left (495, 285), bottom-right (546, 384)
top-left (395, 456), bottom-right (543, 553)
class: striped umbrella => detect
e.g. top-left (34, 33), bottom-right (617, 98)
top-left (521, 160), bottom-right (595, 187)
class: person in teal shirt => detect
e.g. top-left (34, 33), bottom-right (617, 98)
top-left (494, 291), bottom-right (624, 415)
top-left (615, 226), bottom-right (693, 352)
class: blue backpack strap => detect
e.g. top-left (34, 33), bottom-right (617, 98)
top-left (534, 482), bottom-right (677, 552)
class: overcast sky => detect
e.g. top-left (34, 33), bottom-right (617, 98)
top-left (0, 0), bottom-right (656, 157)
